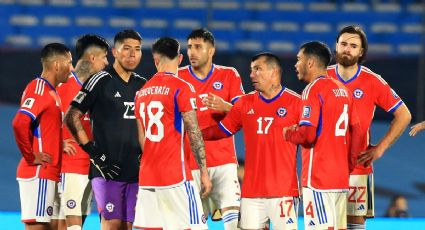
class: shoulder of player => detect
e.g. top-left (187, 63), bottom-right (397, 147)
top-left (25, 78), bottom-right (56, 97)
top-left (283, 87), bottom-right (301, 99)
top-left (213, 64), bottom-right (240, 77)
top-left (360, 66), bottom-right (388, 85)
top-left (173, 75), bottom-right (196, 92)
top-left (131, 72), bottom-right (147, 83)
top-left (83, 70), bottom-right (112, 92)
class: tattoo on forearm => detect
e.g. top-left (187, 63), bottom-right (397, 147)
top-left (64, 107), bottom-right (85, 143)
top-left (182, 110), bottom-right (207, 170)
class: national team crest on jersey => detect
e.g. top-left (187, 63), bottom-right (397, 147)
top-left (353, 89), bottom-right (364, 99)
top-left (302, 106), bottom-right (311, 118)
top-left (212, 81), bottom-right (223, 90)
top-left (390, 88), bottom-right (399, 99)
top-left (276, 107), bottom-right (287, 117)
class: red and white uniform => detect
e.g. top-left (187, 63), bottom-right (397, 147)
top-left (299, 76), bottom-right (359, 191)
top-left (57, 73), bottom-right (91, 175)
top-left (327, 65), bottom-right (403, 175)
top-left (134, 72), bottom-right (197, 187)
top-left (16, 77), bottom-right (63, 182)
top-left (178, 64), bottom-right (244, 169)
top-left (219, 88), bottom-right (300, 198)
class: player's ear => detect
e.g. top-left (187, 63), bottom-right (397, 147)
top-left (209, 46), bottom-right (215, 57)
top-left (178, 53), bottom-right (183, 65)
top-left (111, 47), bottom-right (118, 58)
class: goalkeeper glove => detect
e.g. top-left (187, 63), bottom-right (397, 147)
top-left (80, 141), bottom-right (121, 180)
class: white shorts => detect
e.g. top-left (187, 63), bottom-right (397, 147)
top-left (133, 181), bottom-right (208, 230)
top-left (347, 174), bottom-right (374, 217)
top-left (192, 163), bottom-right (241, 217)
top-left (302, 187), bottom-right (347, 230)
top-left (18, 178), bottom-right (58, 223)
top-left (56, 173), bottom-right (93, 219)
top-left (239, 197), bottom-right (299, 230)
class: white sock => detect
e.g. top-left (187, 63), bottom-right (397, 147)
top-left (221, 209), bottom-right (239, 230)
top-left (347, 223), bottom-right (366, 229)
top-left (67, 225), bottom-right (82, 230)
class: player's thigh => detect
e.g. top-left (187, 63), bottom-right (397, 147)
top-left (208, 164), bottom-right (241, 209)
top-left (18, 178), bottom-right (57, 223)
top-left (61, 173), bottom-right (92, 217)
top-left (239, 198), bottom-right (268, 229)
top-left (305, 188), bottom-right (347, 229)
top-left (267, 197), bottom-right (299, 230)
top-left (133, 188), bottom-right (162, 229)
top-left (158, 181), bottom-right (207, 230)
top-left (347, 174), bottom-right (374, 218)
top-left (91, 178), bottom-right (127, 220)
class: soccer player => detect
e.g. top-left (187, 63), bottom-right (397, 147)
top-left (284, 41), bottom-right (364, 230)
top-left (202, 52), bottom-right (301, 229)
top-left (64, 29), bottom-right (146, 230)
top-left (12, 43), bottom-right (73, 230)
top-left (56, 34), bottom-right (109, 230)
top-left (327, 25), bottom-right (411, 229)
top-left (133, 37), bottom-right (212, 229)
top-left (178, 28), bottom-right (244, 229)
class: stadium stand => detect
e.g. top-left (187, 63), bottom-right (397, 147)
top-left (0, 0), bottom-right (421, 55)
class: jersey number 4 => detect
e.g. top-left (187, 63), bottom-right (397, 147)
top-left (139, 101), bottom-right (164, 142)
top-left (335, 104), bottom-right (348, 136)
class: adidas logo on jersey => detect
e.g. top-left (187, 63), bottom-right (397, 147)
top-left (114, 91), bottom-right (121, 97)
top-left (309, 220), bottom-right (315, 226)
top-left (286, 218), bottom-right (294, 224)
top-left (246, 108), bottom-right (255, 114)
top-left (357, 204), bottom-right (365, 210)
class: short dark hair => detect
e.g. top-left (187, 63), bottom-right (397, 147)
top-left (152, 37), bottom-right (180, 60)
top-left (251, 52), bottom-right (282, 75)
top-left (336, 25), bottom-right (368, 63)
top-left (187, 28), bottom-right (215, 46)
top-left (41, 43), bottom-right (71, 63)
top-left (114, 29), bottom-right (142, 46)
top-left (76, 34), bottom-right (109, 60)
top-left (300, 41), bottom-right (332, 68)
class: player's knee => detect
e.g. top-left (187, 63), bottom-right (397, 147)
top-left (347, 215), bottom-right (366, 224)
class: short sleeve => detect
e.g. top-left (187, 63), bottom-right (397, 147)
top-left (18, 81), bottom-right (49, 120)
top-left (218, 98), bottom-right (243, 136)
top-left (177, 81), bottom-right (198, 113)
top-left (71, 71), bottom-right (109, 114)
top-left (227, 68), bottom-right (245, 104)
top-left (374, 79), bottom-right (403, 113)
top-left (299, 85), bottom-right (321, 127)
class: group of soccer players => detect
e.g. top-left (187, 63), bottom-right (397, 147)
top-left (12, 24), bottom-right (417, 230)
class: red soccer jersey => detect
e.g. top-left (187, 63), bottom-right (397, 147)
top-left (16, 77), bottom-right (63, 181)
top-left (178, 64), bottom-right (244, 169)
top-left (327, 65), bottom-right (403, 174)
top-left (134, 72), bottom-right (197, 187)
top-left (299, 76), bottom-right (359, 191)
top-left (57, 73), bottom-right (91, 175)
top-left (219, 88), bottom-right (300, 198)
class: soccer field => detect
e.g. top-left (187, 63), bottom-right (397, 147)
top-left (2, 212), bottom-right (425, 229)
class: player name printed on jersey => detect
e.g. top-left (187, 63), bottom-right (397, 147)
top-left (137, 85), bottom-right (170, 96)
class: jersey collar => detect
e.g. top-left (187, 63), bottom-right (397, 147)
top-left (37, 76), bottom-right (56, 92)
top-left (71, 71), bottom-right (83, 86)
top-left (258, 86), bottom-right (285, 103)
top-left (336, 65), bottom-right (361, 84)
top-left (188, 64), bottom-right (214, 82)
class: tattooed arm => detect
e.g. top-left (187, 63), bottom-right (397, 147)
top-left (64, 106), bottom-right (90, 145)
top-left (182, 110), bottom-right (212, 197)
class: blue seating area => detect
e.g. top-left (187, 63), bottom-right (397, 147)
top-left (0, 0), bottom-right (423, 55)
